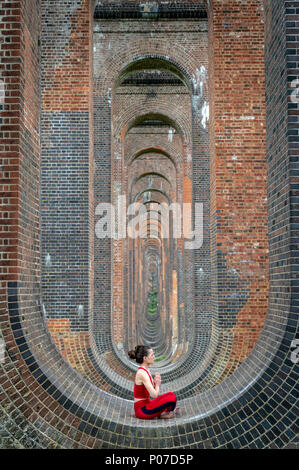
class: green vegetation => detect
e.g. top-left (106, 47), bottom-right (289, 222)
top-left (155, 355), bottom-right (167, 362)
top-left (147, 289), bottom-right (158, 316)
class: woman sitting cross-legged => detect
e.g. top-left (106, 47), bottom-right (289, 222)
top-left (128, 344), bottom-right (179, 419)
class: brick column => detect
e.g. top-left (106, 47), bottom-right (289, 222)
top-left (40, 0), bottom-right (94, 334)
top-left (208, 0), bottom-right (269, 367)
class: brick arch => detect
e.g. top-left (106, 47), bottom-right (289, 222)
top-left (110, 144), bottom-right (189, 359)
top-left (114, 123), bottom-right (191, 362)
top-left (130, 177), bottom-right (172, 206)
top-left (128, 151), bottom-right (178, 227)
top-left (126, 112), bottom-right (186, 137)
top-left (133, 188), bottom-right (172, 205)
top-left (129, 146), bottom-right (182, 172)
top-left (2, 0), bottom-right (297, 451)
top-left (110, 51), bottom-right (195, 361)
top-left (116, 56), bottom-right (192, 93)
top-left (129, 183), bottom-right (178, 359)
top-left (115, 107), bottom-right (192, 147)
top-left (112, 66), bottom-right (197, 364)
top-left (94, 0), bottom-right (270, 396)
top-left (94, 46), bottom-right (208, 98)
top-left (133, 172), bottom-right (171, 186)
top-left (92, 0), bottom-right (271, 405)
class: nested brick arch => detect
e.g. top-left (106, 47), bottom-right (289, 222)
top-left (90, 0), bottom-right (268, 395)
top-left (42, 0), bottom-right (268, 392)
top-left (106, 45), bottom-right (200, 364)
top-left (114, 107), bottom-right (192, 147)
top-left (132, 184), bottom-right (172, 209)
top-left (39, 0), bottom-right (255, 386)
top-left (45, 0), bottom-right (266, 388)
top-left (124, 112), bottom-right (187, 137)
top-left (93, 68), bottom-right (193, 369)
top-left (133, 188), bottom-right (172, 205)
top-left (119, 118), bottom-right (206, 372)
top-left (114, 108), bottom-right (194, 363)
top-left (128, 149), bottom-right (180, 222)
top-left (128, 150), bottom-right (177, 186)
top-left (132, 182), bottom-right (173, 204)
top-left (126, 147), bottom-right (185, 209)
top-left (94, 51), bottom-right (208, 97)
top-left (128, 153), bottom-right (178, 233)
top-left (132, 171), bottom-right (171, 187)
top-left (127, 147), bottom-right (184, 206)
top-left (115, 56), bottom-right (193, 93)
top-left (1, 0), bottom-right (297, 451)
top-left (107, 45), bottom-right (197, 363)
top-left (129, 182), bottom-right (180, 360)
top-left (129, 146), bottom-right (183, 171)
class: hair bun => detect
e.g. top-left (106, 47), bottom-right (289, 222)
top-left (128, 350), bottom-right (136, 360)
top-left (129, 345), bottom-right (150, 364)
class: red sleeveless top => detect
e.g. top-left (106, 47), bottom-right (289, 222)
top-left (133, 367), bottom-right (153, 399)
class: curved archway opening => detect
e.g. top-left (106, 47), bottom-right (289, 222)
top-left (116, 56), bottom-right (192, 92)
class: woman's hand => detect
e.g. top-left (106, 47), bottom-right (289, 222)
top-left (154, 373), bottom-right (161, 387)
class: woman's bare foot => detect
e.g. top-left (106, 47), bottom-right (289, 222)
top-left (159, 411), bottom-right (175, 419)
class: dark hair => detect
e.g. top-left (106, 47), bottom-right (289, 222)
top-left (128, 345), bottom-right (151, 364)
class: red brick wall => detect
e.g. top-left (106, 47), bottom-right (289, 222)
top-left (208, 0), bottom-right (269, 370)
top-left (42, 0), bottom-right (92, 111)
top-left (41, 0), bottom-right (95, 341)
top-left (1, 0), bottom-right (297, 451)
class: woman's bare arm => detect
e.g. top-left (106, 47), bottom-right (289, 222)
top-left (137, 370), bottom-right (160, 398)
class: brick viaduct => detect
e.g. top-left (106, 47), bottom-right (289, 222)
top-left (0, 0), bottom-right (298, 449)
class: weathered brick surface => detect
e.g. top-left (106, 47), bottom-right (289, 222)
top-left (0, 0), bottom-right (297, 451)
top-left (41, 0), bottom-right (92, 111)
top-left (40, 0), bottom-right (93, 331)
top-left (208, 0), bottom-right (269, 372)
